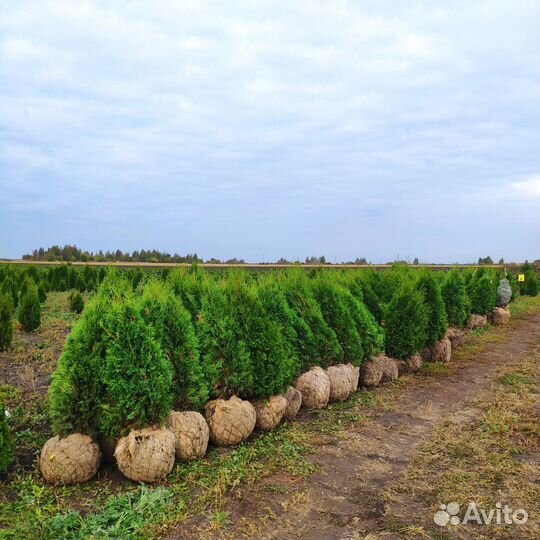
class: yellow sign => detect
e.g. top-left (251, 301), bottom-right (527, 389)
top-left (518, 274), bottom-right (525, 282)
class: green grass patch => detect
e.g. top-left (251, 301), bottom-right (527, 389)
top-left (420, 362), bottom-right (449, 375)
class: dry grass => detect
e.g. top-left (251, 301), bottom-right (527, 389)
top-left (383, 347), bottom-right (540, 539)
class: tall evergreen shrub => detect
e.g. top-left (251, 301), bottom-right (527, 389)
top-left (0, 404), bottom-right (14, 473)
top-left (277, 270), bottom-right (343, 369)
top-left (0, 293), bottom-right (14, 352)
top-left (441, 270), bottom-right (471, 328)
top-left (140, 281), bottom-right (208, 410)
top-left (415, 272), bottom-right (448, 345)
top-left (468, 273), bottom-right (497, 315)
top-left (17, 280), bottom-right (41, 332)
top-left (311, 274), bottom-right (363, 363)
top-left (98, 300), bottom-right (173, 440)
top-left (384, 285), bottom-right (429, 359)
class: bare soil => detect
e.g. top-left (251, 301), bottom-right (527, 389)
top-left (168, 310), bottom-right (540, 540)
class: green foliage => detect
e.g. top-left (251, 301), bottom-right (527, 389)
top-left (49, 295), bottom-right (111, 436)
top-left (68, 290), bottom-right (84, 314)
top-left (256, 276), bottom-right (301, 374)
top-left (311, 274), bottom-right (363, 363)
top-left (358, 277), bottom-right (384, 323)
top-left (384, 285), bottom-right (428, 359)
top-left (518, 267), bottom-right (539, 297)
top-left (0, 403), bottom-right (14, 473)
top-left (37, 283), bottom-right (47, 303)
top-left (140, 281), bottom-right (208, 410)
top-left (99, 301), bottom-right (173, 440)
top-left (416, 271), bottom-right (448, 345)
top-left (197, 279), bottom-right (253, 398)
top-left (1, 278), bottom-right (18, 307)
top-left (198, 274), bottom-right (296, 398)
top-left (169, 269), bottom-right (207, 321)
top-left (17, 279), bottom-right (41, 332)
top-left (441, 270), bottom-right (471, 328)
top-left (277, 270), bottom-right (343, 369)
top-left (468, 273), bottom-right (497, 315)
top-left (45, 486), bottom-right (173, 540)
top-left (0, 293), bottom-right (14, 352)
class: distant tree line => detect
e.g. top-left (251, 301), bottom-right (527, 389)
top-left (23, 245), bottom-right (202, 264)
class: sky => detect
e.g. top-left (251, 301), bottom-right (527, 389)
top-left (1, 0), bottom-right (539, 263)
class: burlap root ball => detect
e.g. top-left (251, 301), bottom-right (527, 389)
top-left (283, 386), bottom-right (302, 420)
top-left (167, 411), bottom-right (209, 462)
top-left (40, 434), bottom-right (101, 485)
top-left (326, 364), bottom-right (352, 402)
top-left (345, 363), bottom-right (360, 393)
top-left (446, 327), bottom-right (465, 349)
top-left (492, 307), bottom-right (511, 326)
top-left (205, 396), bottom-right (256, 446)
top-left (359, 355), bottom-right (399, 387)
top-left (431, 337), bottom-right (452, 363)
top-left (253, 395), bottom-right (288, 431)
top-left (114, 427), bottom-right (175, 483)
top-left (467, 314), bottom-right (488, 330)
top-left (295, 367), bottom-right (331, 409)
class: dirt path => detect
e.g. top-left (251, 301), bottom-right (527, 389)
top-left (169, 310), bottom-right (540, 540)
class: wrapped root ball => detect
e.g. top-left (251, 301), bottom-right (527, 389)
top-left (40, 434), bottom-right (101, 485)
top-left (253, 395), bottom-right (288, 431)
top-left (205, 396), bottom-right (256, 446)
top-left (114, 427), bottom-right (175, 483)
top-left (295, 367), bottom-right (330, 409)
top-left (167, 411), bottom-right (209, 462)
top-left (326, 364), bottom-right (351, 402)
top-left (283, 386), bottom-right (302, 420)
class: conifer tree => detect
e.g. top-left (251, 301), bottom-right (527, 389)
top-left (140, 281), bottom-right (208, 410)
top-left (416, 271), bottom-right (448, 345)
top-left (385, 285), bottom-right (428, 359)
top-left (0, 293), bottom-right (14, 352)
top-left (17, 280), bottom-right (41, 332)
top-left (441, 270), bottom-right (470, 328)
top-left (0, 404), bottom-right (14, 473)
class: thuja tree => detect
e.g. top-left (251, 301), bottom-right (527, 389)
top-left (49, 273), bottom-right (132, 437)
top-left (0, 404), bottom-right (14, 473)
top-left (17, 279), bottom-right (41, 332)
top-left (468, 273), bottom-right (497, 315)
top-left (415, 272), bottom-right (448, 346)
top-left (168, 268), bottom-right (208, 321)
top-left (197, 278), bottom-right (254, 398)
top-left (277, 270), bottom-right (343, 369)
top-left (384, 285), bottom-right (429, 359)
top-left (69, 290), bottom-right (84, 313)
top-left (242, 279), bottom-right (297, 397)
top-left (140, 281), bottom-right (208, 410)
top-left (99, 300), bottom-right (173, 440)
top-left (0, 293), bottom-right (14, 352)
top-left (256, 275), bottom-right (302, 377)
top-left (49, 294), bottom-right (112, 436)
top-left (441, 270), bottom-right (471, 328)
top-left (357, 275), bottom-right (384, 323)
top-left (199, 273), bottom-right (296, 399)
top-left (518, 265), bottom-right (539, 297)
top-left (258, 274), bottom-right (315, 373)
top-left (339, 288), bottom-right (384, 361)
top-left (311, 273), bottom-right (364, 364)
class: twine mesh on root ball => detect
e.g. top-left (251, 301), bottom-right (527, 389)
top-left (114, 427), bottom-right (176, 483)
top-left (39, 434), bottom-right (101, 485)
top-left (167, 411), bottom-right (209, 462)
top-left (204, 396), bottom-right (256, 446)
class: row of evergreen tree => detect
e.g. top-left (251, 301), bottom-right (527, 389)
top-left (47, 264), bottom-right (539, 444)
